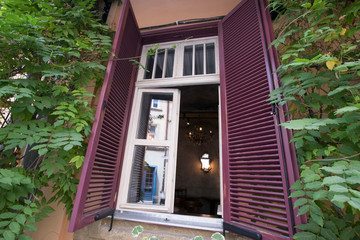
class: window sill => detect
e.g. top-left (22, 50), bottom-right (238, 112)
top-left (114, 210), bottom-right (223, 232)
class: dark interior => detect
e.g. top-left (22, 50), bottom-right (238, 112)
top-left (174, 84), bottom-right (221, 217)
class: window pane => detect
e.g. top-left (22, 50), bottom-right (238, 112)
top-left (128, 145), bottom-right (169, 206)
top-left (136, 92), bottom-right (173, 141)
top-left (144, 53), bottom-right (155, 79)
top-left (206, 43), bottom-right (215, 74)
top-left (183, 46), bottom-right (193, 76)
top-left (165, 48), bottom-right (175, 78)
top-left (195, 44), bottom-right (204, 75)
top-left (155, 49), bottom-right (165, 78)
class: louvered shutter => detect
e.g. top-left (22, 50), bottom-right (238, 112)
top-left (219, 0), bottom-right (301, 238)
top-left (68, 0), bottom-right (141, 232)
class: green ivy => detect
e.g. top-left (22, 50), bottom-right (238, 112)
top-left (269, 0), bottom-right (360, 239)
top-left (0, 0), bottom-right (112, 239)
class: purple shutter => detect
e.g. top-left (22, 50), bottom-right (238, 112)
top-left (219, 0), bottom-right (301, 239)
top-left (68, 0), bottom-right (141, 232)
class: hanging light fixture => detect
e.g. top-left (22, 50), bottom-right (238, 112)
top-left (200, 153), bottom-right (211, 173)
top-left (185, 119), bottom-right (213, 146)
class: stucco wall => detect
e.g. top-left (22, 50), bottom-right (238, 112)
top-left (73, 218), bottom-right (249, 240)
top-left (107, 0), bottom-right (241, 30)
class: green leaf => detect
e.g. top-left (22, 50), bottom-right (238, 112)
top-left (3, 230), bottom-right (15, 240)
top-left (301, 3), bottom-right (311, 8)
top-left (38, 148), bottom-right (48, 156)
top-left (291, 180), bottom-right (303, 190)
top-left (23, 224), bottom-right (37, 231)
top-left (64, 144), bottom-right (74, 151)
top-left (340, 228), bottom-right (356, 240)
top-left (6, 192), bottom-right (16, 202)
top-left (349, 189), bottom-right (360, 198)
top-left (16, 214), bottom-right (27, 225)
top-left (132, 225), bottom-right (143, 237)
top-left (294, 198), bottom-right (308, 208)
top-left (293, 231), bottom-right (316, 240)
top-left (313, 190), bottom-right (328, 200)
top-left (346, 176), bottom-right (360, 185)
top-left (18, 234), bottom-right (32, 240)
top-left (295, 223), bottom-right (320, 234)
top-left (332, 194), bottom-right (350, 203)
top-left (329, 184), bottom-right (348, 193)
top-left (298, 204), bottom-right (310, 215)
top-left (192, 237), bottom-right (203, 240)
top-left (310, 211), bottom-right (323, 227)
top-left (0, 221), bottom-right (10, 228)
top-left (309, 202), bottom-right (322, 216)
top-left (320, 228), bottom-right (338, 240)
top-left (335, 106), bottom-right (359, 115)
top-left (24, 207), bottom-right (32, 215)
top-left (0, 212), bottom-right (17, 219)
top-left (305, 181), bottom-right (322, 190)
top-left (323, 176), bottom-right (346, 185)
top-left (211, 232), bottom-right (225, 240)
top-left (348, 197), bottom-right (360, 211)
top-left (289, 190), bottom-right (305, 198)
top-left (9, 222), bottom-right (21, 234)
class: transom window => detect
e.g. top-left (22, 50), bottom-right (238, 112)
top-left (136, 37), bottom-right (219, 88)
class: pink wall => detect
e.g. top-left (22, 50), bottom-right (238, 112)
top-left (107, 0), bottom-right (241, 30)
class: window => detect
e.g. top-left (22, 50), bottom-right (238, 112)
top-left (183, 43), bottom-right (216, 76)
top-left (136, 37), bottom-right (219, 88)
top-left (118, 89), bottom-right (180, 213)
top-left (151, 99), bottom-right (159, 108)
top-left (117, 38), bottom-right (222, 216)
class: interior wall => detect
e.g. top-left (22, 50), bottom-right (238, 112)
top-left (175, 118), bottom-right (220, 200)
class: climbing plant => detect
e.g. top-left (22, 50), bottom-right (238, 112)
top-left (268, 0), bottom-right (360, 239)
top-left (0, 0), bottom-right (112, 239)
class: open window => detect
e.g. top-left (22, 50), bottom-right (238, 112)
top-left (69, 0), bottom-right (302, 238)
top-left (118, 89), bottom-right (181, 213)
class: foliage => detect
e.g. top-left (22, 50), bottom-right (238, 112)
top-left (131, 225), bottom-right (225, 240)
top-left (269, 0), bottom-right (360, 239)
top-left (0, 0), bottom-right (112, 239)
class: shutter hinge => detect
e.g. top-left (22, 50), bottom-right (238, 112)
top-left (94, 208), bottom-right (115, 232)
top-left (270, 104), bottom-right (277, 116)
top-left (102, 100), bottom-right (108, 110)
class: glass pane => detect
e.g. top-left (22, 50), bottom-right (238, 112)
top-left (128, 145), bottom-right (169, 205)
top-left (144, 52), bottom-right (155, 79)
top-left (206, 43), bottom-right (215, 74)
top-left (183, 45), bottom-right (193, 76)
top-left (165, 48), bottom-right (175, 78)
top-left (155, 49), bottom-right (165, 78)
top-left (195, 44), bottom-right (204, 75)
top-left (136, 92), bottom-right (173, 141)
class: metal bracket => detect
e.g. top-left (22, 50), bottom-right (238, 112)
top-left (223, 222), bottom-right (262, 240)
top-left (102, 99), bottom-right (108, 110)
top-left (94, 208), bottom-right (115, 232)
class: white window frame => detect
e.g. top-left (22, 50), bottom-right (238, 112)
top-left (117, 37), bottom-right (223, 219)
top-left (136, 36), bottom-right (220, 88)
top-left (117, 88), bottom-right (181, 213)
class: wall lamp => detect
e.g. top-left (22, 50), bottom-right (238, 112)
top-left (200, 153), bottom-right (211, 173)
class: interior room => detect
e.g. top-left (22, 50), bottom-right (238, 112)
top-left (174, 84), bottom-right (221, 217)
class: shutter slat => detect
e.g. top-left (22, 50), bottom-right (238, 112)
top-left (231, 202), bottom-right (287, 215)
top-left (230, 191), bottom-right (285, 200)
top-left (229, 216), bottom-right (289, 236)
